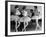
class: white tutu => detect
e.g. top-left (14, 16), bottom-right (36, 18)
top-left (22, 16), bottom-right (31, 22)
top-left (11, 15), bottom-right (20, 21)
top-left (31, 15), bottom-right (42, 19)
top-left (19, 16), bottom-right (31, 22)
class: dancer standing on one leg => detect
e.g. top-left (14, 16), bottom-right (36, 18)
top-left (14, 5), bottom-right (21, 32)
top-left (21, 6), bottom-right (31, 31)
top-left (33, 6), bottom-right (40, 30)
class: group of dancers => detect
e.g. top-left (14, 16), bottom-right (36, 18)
top-left (11, 5), bottom-right (41, 32)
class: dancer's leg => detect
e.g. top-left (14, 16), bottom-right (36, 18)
top-left (36, 19), bottom-right (40, 30)
top-left (24, 22), bottom-right (28, 31)
top-left (24, 22), bottom-right (25, 30)
top-left (22, 22), bottom-right (25, 31)
top-left (17, 21), bottom-right (20, 28)
top-left (15, 21), bottom-right (18, 32)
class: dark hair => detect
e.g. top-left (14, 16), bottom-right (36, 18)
top-left (30, 9), bottom-right (34, 17)
top-left (30, 9), bottom-right (33, 12)
top-left (34, 6), bottom-right (37, 9)
top-left (22, 6), bottom-right (26, 10)
top-left (15, 5), bottom-right (19, 9)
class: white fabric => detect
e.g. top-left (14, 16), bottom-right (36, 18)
top-left (22, 16), bottom-right (31, 22)
top-left (22, 10), bottom-right (28, 16)
top-left (15, 9), bottom-right (21, 15)
top-left (11, 15), bottom-right (20, 21)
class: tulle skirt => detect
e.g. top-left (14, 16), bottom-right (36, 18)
top-left (21, 16), bottom-right (31, 22)
top-left (11, 15), bottom-right (20, 21)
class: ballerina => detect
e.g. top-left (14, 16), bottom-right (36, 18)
top-left (21, 6), bottom-right (31, 31)
top-left (33, 6), bottom-right (41, 30)
top-left (11, 5), bottom-right (21, 32)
